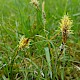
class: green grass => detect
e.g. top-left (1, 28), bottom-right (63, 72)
top-left (0, 0), bottom-right (80, 80)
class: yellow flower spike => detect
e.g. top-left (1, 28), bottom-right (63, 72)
top-left (60, 15), bottom-right (73, 44)
top-left (18, 36), bottom-right (30, 49)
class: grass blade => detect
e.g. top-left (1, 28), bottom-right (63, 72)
top-left (44, 47), bottom-right (52, 79)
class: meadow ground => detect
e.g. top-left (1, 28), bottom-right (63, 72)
top-left (0, 0), bottom-right (80, 80)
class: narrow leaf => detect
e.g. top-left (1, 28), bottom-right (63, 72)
top-left (44, 47), bottom-right (52, 79)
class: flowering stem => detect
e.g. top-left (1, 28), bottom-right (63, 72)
top-left (61, 47), bottom-right (66, 80)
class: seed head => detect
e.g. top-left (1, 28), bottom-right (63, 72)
top-left (30, 0), bottom-right (39, 9)
top-left (42, 1), bottom-right (46, 26)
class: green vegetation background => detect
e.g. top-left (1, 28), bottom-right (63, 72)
top-left (0, 0), bottom-right (80, 80)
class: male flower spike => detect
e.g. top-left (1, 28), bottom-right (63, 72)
top-left (60, 15), bottom-right (73, 44)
